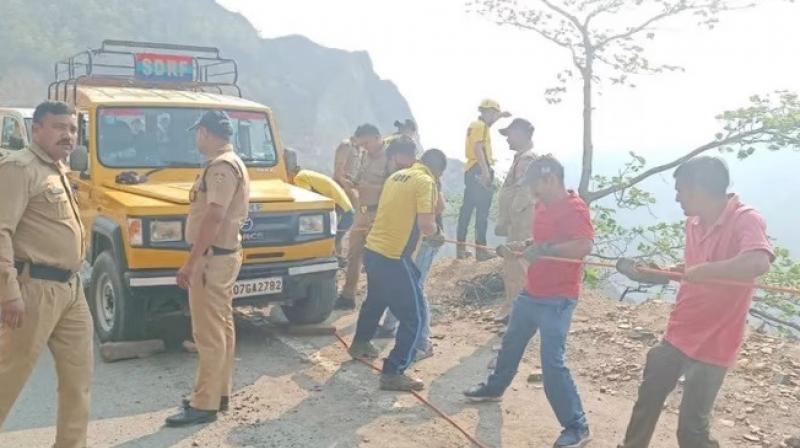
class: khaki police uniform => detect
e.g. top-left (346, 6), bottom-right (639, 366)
top-left (0, 143), bottom-right (92, 448)
top-left (340, 144), bottom-right (393, 301)
top-left (496, 150), bottom-right (536, 302)
top-left (185, 146), bottom-right (250, 411)
top-left (333, 139), bottom-right (363, 207)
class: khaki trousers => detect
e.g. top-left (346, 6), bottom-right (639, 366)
top-left (340, 209), bottom-right (375, 300)
top-left (188, 252), bottom-right (242, 411)
top-left (0, 274), bottom-right (94, 448)
top-left (500, 209), bottom-right (533, 315)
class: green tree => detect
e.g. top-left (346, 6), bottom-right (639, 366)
top-left (471, 0), bottom-right (800, 203)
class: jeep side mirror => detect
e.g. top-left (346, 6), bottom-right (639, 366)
top-left (70, 145), bottom-right (89, 172)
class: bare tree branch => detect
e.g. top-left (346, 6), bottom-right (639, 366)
top-left (583, 0), bottom-right (625, 27)
top-left (595, 7), bottom-right (679, 49)
top-left (503, 17), bottom-right (586, 71)
top-left (750, 306), bottom-right (800, 333)
top-left (541, 0), bottom-right (586, 32)
top-left (584, 128), bottom-right (765, 202)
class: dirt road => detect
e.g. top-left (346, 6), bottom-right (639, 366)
top-left (1, 259), bottom-right (797, 447)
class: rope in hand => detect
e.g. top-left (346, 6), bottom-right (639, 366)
top-left (348, 225), bottom-right (799, 296)
top-left (334, 228), bottom-right (797, 447)
top-left (445, 239), bottom-right (800, 297)
top-left (332, 331), bottom-right (490, 448)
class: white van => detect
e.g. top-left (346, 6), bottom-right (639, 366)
top-left (0, 107), bottom-right (33, 152)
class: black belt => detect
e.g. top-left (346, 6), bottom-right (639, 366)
top-left (210, 246), bottom-right (239, 255)
top-left (15, 262), bottom-right (74, 283)
top-left (189, 245), bottom-right (240, 256)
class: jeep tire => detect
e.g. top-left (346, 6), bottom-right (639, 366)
top-left (282, 273), bottom-right (337, 325)
top-left (89, 251), bottom-right (147, 342)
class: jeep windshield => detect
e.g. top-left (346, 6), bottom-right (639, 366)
top-left (97, 107), bottom-right (278, 168)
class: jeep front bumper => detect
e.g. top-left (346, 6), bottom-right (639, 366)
top-left (124, 257), bottom-right (338, 304)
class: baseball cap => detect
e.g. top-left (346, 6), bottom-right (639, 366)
top-left (499, 118), bottom-right (535, 136)
top-left (525, 155), bottom-right (565, 184)
top-left (187, 110), bottom-right (234, 137)
top-left (478, 99), bottom-right (502, 112)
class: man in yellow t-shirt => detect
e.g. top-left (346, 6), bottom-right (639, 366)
top-left (456, 99), bottom-right (510, 261)
top-left (348, 142), bottom-right (448, 392)
top-left (284, 148), bottom-right (354, 263)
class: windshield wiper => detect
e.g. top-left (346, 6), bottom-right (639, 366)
top-left (115, 162), bottom-right (200, 185)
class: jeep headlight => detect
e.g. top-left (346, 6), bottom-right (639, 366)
top-left (299, 214), bottom-right (325, 235)
top-left (150, 220), bottom-right (183, 243)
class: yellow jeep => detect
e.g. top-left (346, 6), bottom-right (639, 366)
top-left (50, 40), bottom-right (339, 341)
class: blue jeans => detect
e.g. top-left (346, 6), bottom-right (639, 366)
top-left (353, 250), bottom-right (427, 374)
top-left (378, 239), bottom-right (439, 350)
top-left (486, 293), bottom-right (587, 431)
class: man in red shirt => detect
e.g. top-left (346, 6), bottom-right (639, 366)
top-left (619, 156), bottom-right (774, 448)
top-left (464, 155), bottom-right (594, 448)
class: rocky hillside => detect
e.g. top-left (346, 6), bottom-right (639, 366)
top-left (0, 0), bottom-right (413, 172)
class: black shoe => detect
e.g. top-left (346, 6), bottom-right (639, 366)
top-left (335, 296), bottom-right (356, 310)
top-left (182, 396), bottom-right (229, 412)
top-left (463, 382), bottom-right (503, 402)
top-left (165, 407), bottom-right (217, 427)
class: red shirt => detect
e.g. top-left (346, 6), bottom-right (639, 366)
top-left (665, 195), bottom-right (774, 368)
top-left (525, 191), bottom-right (594, 299)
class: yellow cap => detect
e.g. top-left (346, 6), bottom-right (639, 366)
top-left (478, 99), bottom-right (502, 111)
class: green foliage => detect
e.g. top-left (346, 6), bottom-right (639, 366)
top-left (471, 0), bottom-right (800, 206)
top-left (591, 151), bottom-right (657, 209)
top-left (759, 247), bottom-right (800, 319)
top-left (716, 91), bottom-right (800, 159)
top-left (591, 204), bottom-right (684, 266)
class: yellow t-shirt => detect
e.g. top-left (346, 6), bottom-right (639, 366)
top-left (464, 119), bottom-right (493, 171)
top-left (293, 169), bottom-right (354, 213)
top-left (366, 163), bottom-right (437, 260)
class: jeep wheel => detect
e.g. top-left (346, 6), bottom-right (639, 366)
top-left (89, 251), bottom-right (147, 342)
top-left (282, 273), bottom-right (337, 325)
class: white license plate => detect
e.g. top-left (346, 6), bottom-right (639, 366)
top-left (233, 277), bottom-right (283, 299)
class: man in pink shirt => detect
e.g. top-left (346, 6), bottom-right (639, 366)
top-left (618, 156), bottom-right (774, 448)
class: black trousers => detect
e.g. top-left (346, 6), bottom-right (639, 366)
top-left (456, 166), bottom-right (494, 245)
top-left (622, 342), bottom-right (727, 448)
top-left (352, 249), bottom-right (427, 375)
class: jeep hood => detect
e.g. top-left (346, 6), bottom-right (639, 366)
top-left (108, 179), bottom-right (295, 205)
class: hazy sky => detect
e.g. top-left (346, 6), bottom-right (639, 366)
top-left (219, 0), bottom-right (800, 172)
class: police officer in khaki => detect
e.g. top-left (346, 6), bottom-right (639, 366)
top-left (166, 110), bottom-right (250, 427)
top-left (0, 101), bottom-right (92, 448)
top-left (333, 132), bottom-right (364, 211)
top-left (336, 124), bottom-right (392, 310)
top-left (495, 118), bottom-right (537, 321)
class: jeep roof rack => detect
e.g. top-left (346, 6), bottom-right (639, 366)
top-left (49, 39), bottom-right (242, 103)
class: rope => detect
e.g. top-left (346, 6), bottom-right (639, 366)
top-left (331, 229), bottom-right (797, 447)
top-left (444, 239), bottom-right (800, 297)
top-left (332, 331), bottom-right (490, 448)
top-left (345, 227), bottom-right (799, 295)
